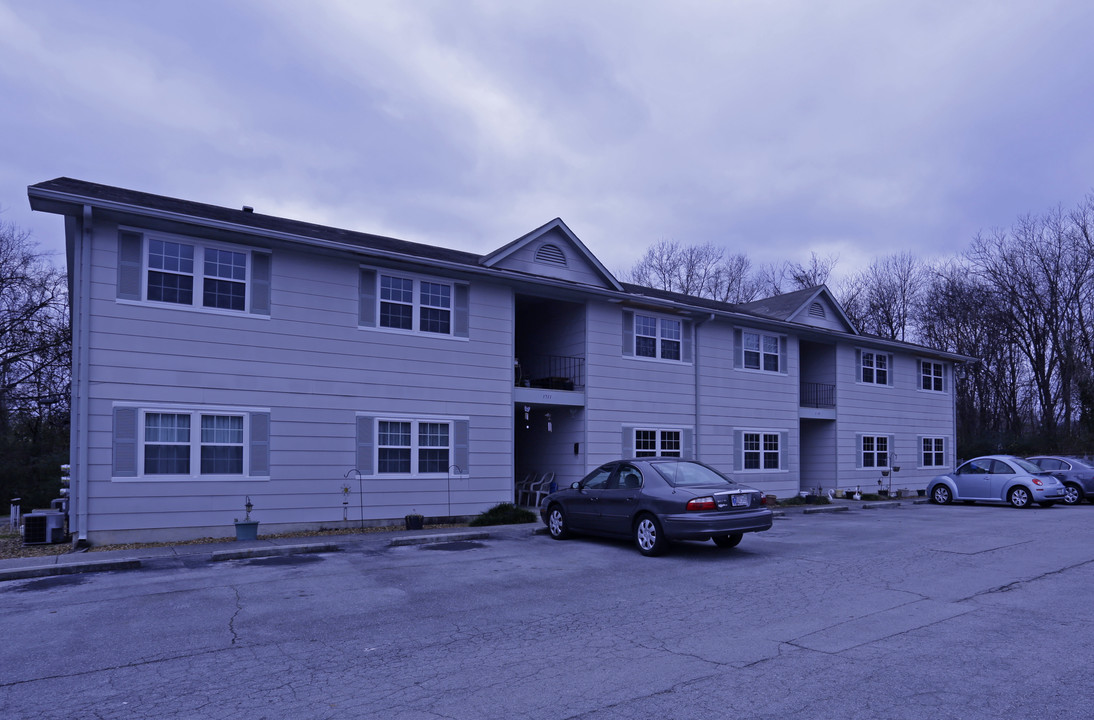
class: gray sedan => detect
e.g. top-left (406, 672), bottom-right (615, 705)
top-left (1026, 455), bottom-right (1094, 505)
top-left (540, 459), bottom-right (773, 556)
top-left (928, 455), bottom-right (1067, 508)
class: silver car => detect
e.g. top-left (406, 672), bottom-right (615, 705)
top-left (1026, 455), bottom-right (1094, 505)
top-left (928, 455), bottom-right (1067, 508)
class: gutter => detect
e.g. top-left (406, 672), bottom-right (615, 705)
top-left (74, 205), bottom-right (93, 542)
top-left (693, 314), bottom-right (716, 457)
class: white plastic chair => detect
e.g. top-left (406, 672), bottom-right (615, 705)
top-left (516, 472), bottom-right (538, 506)
top-left (530, 472), bottom-right (556, 508)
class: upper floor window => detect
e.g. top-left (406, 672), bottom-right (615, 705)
top-left (623, 311), bottom-right (691, 362)
top-left (744, 331), bottom-right (780, 372)
top-left (859, 350), bottom-right (891, 385)
top-left (634, 429), bottom-right (682, 457)
top-left (360, 268), bottom-right (469, 338)
top-left (117, 230), bottom-right (270, 315)
top-left (920, 360), bottom-right (945, 392)
top-left (734, 329), bottom-right (786, 374)
top-left (635, 314), bottom-right (680, 360)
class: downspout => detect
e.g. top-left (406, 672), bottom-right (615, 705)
top-left (73, 205), bottom-right (93, 543)
top-left (693, 314), bottom-right (715, 457)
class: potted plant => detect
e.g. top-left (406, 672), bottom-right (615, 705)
top-left (405, 512), bottom-right (424, 530)
top-left (234, 496), bottom-right (259, 541)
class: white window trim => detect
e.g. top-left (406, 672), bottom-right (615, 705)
top-left (375, 270), bottom-right (455, 337)
top-left (918, 436), bottom-right (948, 469)
top-left (860, 434), bottom-right (891, 470)
top-left (630, 312), bottom-right (686, 363)
top-left (741, 330), bottom-right (781, 373)
top-left (123, 228), bottom-right (263, 317)
top-left (633, 427), bottom-right (683, 458)
top-left (374, 416), bottom-right (454, 476)
top-left (858, 349), bottom-right (892, 386)
top-left (740, 430), bottom-right (782, 471)
top-left (115, 403), bottom-right (269, 482)
top-left (918, 359), bottom-right (947, 393)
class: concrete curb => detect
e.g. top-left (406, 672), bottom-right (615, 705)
top-left (388, 530), bottom-right (492, 547)
top-left (0, 558), bottom-right (142, 581)
top-left (210, 542), bottom-right (342, 562)
top-left (802, 505), bottom-right (850, 514)
top-left (861, 501), bottom-right (902, 509)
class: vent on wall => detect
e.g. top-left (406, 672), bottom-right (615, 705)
top-left (808, 302), bottom-right (826, 318)
top-left (535, 243), bottom-right (567, 266)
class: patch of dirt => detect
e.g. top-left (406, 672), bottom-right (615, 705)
top-left (0, 523), bottom-right (466, 560)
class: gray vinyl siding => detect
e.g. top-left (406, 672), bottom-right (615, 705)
top-left (836, 344), bottom-right (956, 491)
top-left (79, 219), bottom-right (514, 541)
top-left (490, 228), bottom-right (611, 288)
top-left (698, 325), bottom-right (800, 498)
top-left (583, 303), bottom-right (697, 475)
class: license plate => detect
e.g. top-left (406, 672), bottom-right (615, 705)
top-left (731, 494), bottom-right (749, 507)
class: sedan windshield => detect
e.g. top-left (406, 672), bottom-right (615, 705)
top-left (652, 461), bottom-right (735, 487)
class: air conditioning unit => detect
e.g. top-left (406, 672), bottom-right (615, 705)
top-left (23, 512), bottom-right (66, 545)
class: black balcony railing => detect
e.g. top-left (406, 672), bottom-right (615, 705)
top-left (801, 382), bottom-right (836, 408)
top-left (515, 355), bottom-right (585, 391)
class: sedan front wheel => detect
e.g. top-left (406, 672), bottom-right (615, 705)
top-left (547, 505), bottom-right (570, 540)
top-left (634, 514), bottom-right (667, 557)
top-left (1008, 486), bottom-right (1032, 508)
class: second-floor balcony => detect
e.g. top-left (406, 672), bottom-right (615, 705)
top-left (801, 382), bottom-right (836, 409)
top-left (515, 355), bottom-right (585, 390)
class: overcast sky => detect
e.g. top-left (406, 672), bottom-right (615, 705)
top-left (2, 0), bottom-right (1093, 283)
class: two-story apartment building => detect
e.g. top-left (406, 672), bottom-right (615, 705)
top-left (29, 178), bottom-right (970, 544)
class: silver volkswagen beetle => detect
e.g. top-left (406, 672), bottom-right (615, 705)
top-left (540, 459), bottom-right (773, 556)
top-left (928, 455), bottom-right (1067, 508)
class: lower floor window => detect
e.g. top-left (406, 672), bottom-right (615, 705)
top-left (862, 435), bottom-right (889, 468)
top-left (143, 411), bottom-right (245, 476)
top-left (635, 429), bottom-right (681, 457)
top-left (921, 437), bottom-right (945, 467)
top-left (743, 432), bottom-right (780, 470)
top-left (378, 419), bottom-right (450, 474)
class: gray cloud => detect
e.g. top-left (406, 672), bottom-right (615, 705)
top-left (2, 0), bottom-right (1092, 283)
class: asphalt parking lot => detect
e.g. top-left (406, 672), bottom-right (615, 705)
top-left (2, 500), bottom-right (1092, 719)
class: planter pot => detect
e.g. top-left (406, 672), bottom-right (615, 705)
top-left (878, 490), bottom-right (889, 497)
top-left (917, 489), bottom-right (926, 497)
top-left (405, 514), bottom-right (424, 531)
top-left (234, 520), bottom-right (259, 541)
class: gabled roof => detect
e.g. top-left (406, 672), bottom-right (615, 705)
top-left (737, 285), bottom-right (858, 334)
top-left (479, 218), bottom-right (624, 292)
top-left (27, 177), bottom-right (483, 268)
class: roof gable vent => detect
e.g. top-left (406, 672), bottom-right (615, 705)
top-left (535, 243), bottom-right (567, 266)
top-left (809, 301), bottom-right (826, 318)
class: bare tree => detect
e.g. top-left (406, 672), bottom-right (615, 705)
top-left (840, 252), bottom-right (927, 342)
top-left (626, 240), bottom-right (761, 302)
top-left (1, 215), bottom-right (69, 437)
